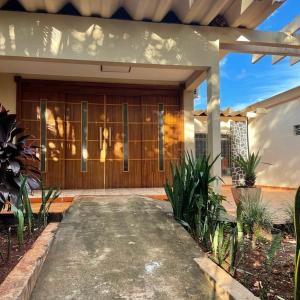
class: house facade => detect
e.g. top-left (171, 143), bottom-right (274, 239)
top-left (0, 0), bottom-right (298, 190)
top-left (194, 86), bottom-right (300, 189)
top-left (247, 86), bottom-right (300, 188)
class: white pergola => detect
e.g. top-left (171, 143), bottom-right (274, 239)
top-left (0, 0), bottom-right (299, 190)
top-left (252, 15), bottom-right (300, 65)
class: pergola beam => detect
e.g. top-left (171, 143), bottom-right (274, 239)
top-left (291, 57), bottom-right (300, 65)
top-left (214, 27), bottom-right (300, 50)
top-left (252, 15), bottom-right (300, 65)
top-left (221, 43), bottom-right (300, 57)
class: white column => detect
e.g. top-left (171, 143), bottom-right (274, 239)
top-left (207, 64), bottom-right (222, 191)
top-left (183, 90), bottom-right (195, 156)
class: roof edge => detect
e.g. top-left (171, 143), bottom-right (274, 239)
top-left (245, 85), bottom-right (300, 111)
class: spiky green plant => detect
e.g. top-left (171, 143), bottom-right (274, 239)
top-left (165, 156), bottom-right (199, 228)
top-left (235, 151), bottom-right (261, 187)
top-left (236, 202), bottom-right (243, 243)
top-left (18, 175), bottom-right (33, 235)
top-left (10, 203), bottom-right (24, 246)
top-left (38, 184), bottom-right (61, 227)
top-left (165, 153), bottom-right (225, 249)
top-left (266, 233), bottom-right (281, 266)
top-left (294, 187), bottom-right (300, 300)
top-left (240, 192), bottom-right (273, 234)
top-left (6, 227), bottom-right (12, 261)
top-left (211, 222), bottom-right (241, 276)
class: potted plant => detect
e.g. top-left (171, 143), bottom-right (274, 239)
top-left (231, 151), bottom-right (262, 205)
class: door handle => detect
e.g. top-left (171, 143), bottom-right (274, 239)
top-left (108, 127), bottom-right (112, 147)
top-left (99, 127), bottom-right (103, 150)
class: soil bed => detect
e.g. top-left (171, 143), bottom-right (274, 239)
top-left (235, 235), bottom-right (294, 300)
top-left (0, 224), bottom-right (43, 284)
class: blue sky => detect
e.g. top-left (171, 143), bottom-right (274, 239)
top-left (195, 0), bottom-right (300, 111)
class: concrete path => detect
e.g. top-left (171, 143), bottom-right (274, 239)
top-left (31, 196), bottom-right (214, 299)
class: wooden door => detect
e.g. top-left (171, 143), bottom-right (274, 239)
top-left (64, 94), bottom-right (105, 189)
top-left (43, 92), bottom-right (66, 187)
top-left (17, 79), bottom-right (183, 189)
top-left (105, 95), bottom-right (142, 188)
top-left (141, 95), bottom-right (183, 187)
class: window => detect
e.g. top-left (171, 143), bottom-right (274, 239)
top-left (294, 124), bottom-right (300, 136)
top-left (81, 101), bottom-right (88, 172)
top-left (195, 133), bottom-right (231, 176)
top-left (158, 104), bottom-right (164, 171)
top-left (123, 103), bottom-right (129, 172)
top-left (195, 133), bottom-right (207, 159)
top-left (40, 99), bottom-right (47, 172)
top-left (221, 134), bottom-right (231, 176)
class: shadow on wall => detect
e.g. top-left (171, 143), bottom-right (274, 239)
top-left (0, 11), bottom-right (215, 66)
top-left (25, 100), bottom-right (183, 175)
top-left (248, 99), bottom-right (300, 188)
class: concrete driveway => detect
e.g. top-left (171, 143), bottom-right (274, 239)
top-left (31, 196), bottom-right (214, 299)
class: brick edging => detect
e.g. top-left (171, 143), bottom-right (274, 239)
top-left (0, 223), bottom-right (59, 300)
top-left (195, 256), bottom-right (259, 300)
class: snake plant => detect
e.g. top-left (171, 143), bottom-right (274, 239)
top-left (165, 152), bottom-right (224, 248)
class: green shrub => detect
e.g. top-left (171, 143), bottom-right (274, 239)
top-left (240, 192), bottom-right (273, 234)
top-left (165, 153), bottom-right (225, 249)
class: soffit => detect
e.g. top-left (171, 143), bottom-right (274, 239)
top-left (0, 0), bottom-right (284, 29)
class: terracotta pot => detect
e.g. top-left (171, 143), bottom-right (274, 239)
top-left (231, 187), bottom-right (262, 206)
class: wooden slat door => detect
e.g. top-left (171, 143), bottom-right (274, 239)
top-left (141, 95), bottom-right (182, 187)
top-left (105, 95), bottom-right (142, 188)
top-left (17, 79), bottom-right (183, 189)
top-left (44, 93), bottom-right (66, 187)
top-left (64, 94), bottom-right (105, 189)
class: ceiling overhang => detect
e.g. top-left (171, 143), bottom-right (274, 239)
top-left (0, 57), bottom-right (196, 85)
top-left (0, 0), bottom-right (284, 29)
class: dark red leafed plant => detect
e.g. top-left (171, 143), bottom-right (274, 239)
top-left (0, 106), bottom-right (40, 210)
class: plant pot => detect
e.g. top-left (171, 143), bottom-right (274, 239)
top-left (231, 186), bottom-right (262, 206)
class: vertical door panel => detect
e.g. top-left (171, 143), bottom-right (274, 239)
top-left (42, 93), bottom-right (66, 188)
top-left (64, 95), bottom-right (105, 189)
top-left (141, 95), bottom-right (183, 187)
top-left (105, 96), bottom-right (142, 188)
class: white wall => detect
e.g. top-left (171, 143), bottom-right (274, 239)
top-left (0, 10), bottom-right (218, 68)
top-left (248, 99), bottom-right (300, 188)
top-left (195, 117), bottom-right (231, 134)
top-left (0, 74), bottom-right (16, 113)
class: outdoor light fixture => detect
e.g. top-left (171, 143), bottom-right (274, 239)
top-left (100, 65), bottom-right (131, 73)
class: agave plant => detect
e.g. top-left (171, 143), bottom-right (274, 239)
top-left (0, 108), bottom-right (40, 210)
top-left (235, 151), bottom-right (261, 187)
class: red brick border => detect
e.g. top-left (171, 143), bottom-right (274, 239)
top-left (0, 223), bottom-right (59, 300)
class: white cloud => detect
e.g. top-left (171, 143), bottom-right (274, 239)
top-left (236, 68), bottom-right (247, 80)
top-left (232, 100), bottom-right (253, 111)
top-left (220, 56), bottom-right (228, 67)
top-left (230, 60), bottom-right (300, 110)
top-left (250, 61), bottom-right (300, 100)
